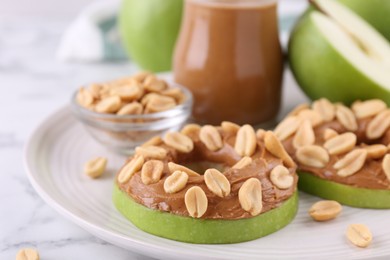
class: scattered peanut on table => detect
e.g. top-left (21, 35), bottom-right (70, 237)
top-left (16, 248), bottom-right (39, 260)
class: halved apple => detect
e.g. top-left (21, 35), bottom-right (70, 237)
top-left (298, 172), bottom-right (390, 208)
top-left (289, 0), bottom-right (390, 105)
top-left (113, 184), bottom-right (298, 244)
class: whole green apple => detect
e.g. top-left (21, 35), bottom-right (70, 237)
top-left (339, 0), bottom-right (390, 41)
top-left (299, 172), bottom-right (390, 208)
top-left (113, 184), bottom-right (298, 244)
top-left (289, 0), bottom-right (390, 105)
top-left (119, 0), bottom-right (183, 72)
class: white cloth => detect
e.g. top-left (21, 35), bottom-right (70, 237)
top-left (56, 0), bottom-right (121, 62)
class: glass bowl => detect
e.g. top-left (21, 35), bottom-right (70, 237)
top-left (71, 82), bottom-right (193, 155)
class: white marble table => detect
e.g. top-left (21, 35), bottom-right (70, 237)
top-left (0, 17), bottom-right (307, 260)
top-left (0, 17), bottom-right (154, 260)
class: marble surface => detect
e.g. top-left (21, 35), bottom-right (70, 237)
top-left (0, 17), bottom-right (307, 260)
top-left (0, 17), bottom-right (152, 260)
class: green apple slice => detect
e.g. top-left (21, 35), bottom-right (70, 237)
top-left (299, 171), bottom-right (390, 209)
top-left (113, 184), bottom-right (298, 244)
top-left (289, 0), bottom-right (390, 105)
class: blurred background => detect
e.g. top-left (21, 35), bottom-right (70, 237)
top-left (0, 0), bottom-right (97, 19)
top-left (5, 0), bottom-right (390, 258)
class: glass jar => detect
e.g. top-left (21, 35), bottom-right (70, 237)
top-left (173, 0), bottom-right (283, 125)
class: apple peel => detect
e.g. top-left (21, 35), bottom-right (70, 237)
top-left (113, 184), bottom-right (298, 244)
top-left (298, 171), bottom-right (390, 209)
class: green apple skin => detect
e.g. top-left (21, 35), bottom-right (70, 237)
top-left (119, 0), bottom-right (183, 72)
top-left (113, 184), bottom-right (298, 244)
top-left (299, 172), bottom-right (390, 208)
top-left (338, 0), bottom-right (390, 41)
top-left (288, 12), bottom-right (390, 106)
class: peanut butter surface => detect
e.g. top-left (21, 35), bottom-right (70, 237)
top-left (283, 118), bottom-right (390, 190)
top-left (118, 130), bottom-right (297, 219)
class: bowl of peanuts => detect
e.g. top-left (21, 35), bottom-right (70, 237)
top-left (71, 72), bottom-right (193, 154)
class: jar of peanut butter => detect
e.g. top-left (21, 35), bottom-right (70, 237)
top-left (173, 0), bottom-right (283, 125)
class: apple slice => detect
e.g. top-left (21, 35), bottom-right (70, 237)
top-left (289, 0), bottom-right (390, 105)
top-left (299, 172), bottom-right (390, 209)
top-left (113, 184), bottom-right (298, 244)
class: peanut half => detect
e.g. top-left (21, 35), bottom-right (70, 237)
top-left (164, 171), bottom-right (189, 193)
top-left (256, 129), bottom-right (266, 140)
top-left (296, 145), bottom-right (329, 168)
top-left (323, 128), bottom-right (338, 141)
top-left (135, 145), bottom-right (167, 160)
top-left (264, 131), bottom-right (295, 168)
top-left (164, 132), bottom-right (194, 153)
top-left (352, 99), bottom-right (386, 119)
top-left (335, 104), bottom-right (358, 131)
top-left (109, 83), bottom-right (143, 101)
top-left (364, 144), bottom-right (387, 159)
top-left (274, 116), bottom-right (301, 141)
top-left (180, 123), bottom-right (201, 137)
top-left (77, 87), bottom-right (94, 108)
top-left (143, 75), bottom-right (167, 92)
top-left (309, 200), bottom-right (342, 221)
top-left (270, 165), bottom-right (294, 189)
top-left (323, 132), bottom-right (356, 155)
top-left (297, 109), bottom-right (323, 127)
top-left (221, 121), bottom-right (240, 135)
top-left (141, 136), bottom-right (163, 147)
top-left (16, 248), bottom-right (40, 260)
top-left (117, 102), bottom-right (143, 115)
top-left (312, 98), bottom-right (335, 122)
top-left (88, 83), bottom-right (103, 99)
top-left (238, 178), bottom-right (263, 216)
top-left (232, 156), bottom-right (253, 169)
top-left (141, 160), bottom-right (164, 185)
top-left (95, 96), bottom-right (122, 113)
top-left (168, 162), bottom-right (200, 177)
top-left (132, 71), bottom-right (152, 83)
top-left (84, 157), bottom-right (107, 178)
top-left (199, 125), bottom-right (223, 151)
top-left (145, 95), bottom-right (176, 113)
top-left (235, 124), bottom-right (257, 157)
top-left (366, 109), bottom-right (390, 139)
top-left (160, 88), bottom-right (186, 104)
top-left (381, 154), bottom-right (390, 181)
top-left (286, 103), bottom-right (309, 117)
top-left (346, 224), bottom-right (373, 248)
top-left (204, 168), bottom-right (231, 197)
top-left (334, 149), bottom-right (367, 177)
top-left (185, 186), bottom-right (208, 218)
top-left (118, 156), bottom-right (145, 183)
top-left (293, 119), bottom-right (315, 149)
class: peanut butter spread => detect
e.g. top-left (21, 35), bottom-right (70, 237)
top-left (117, 125), bottom-right (297, 220)
top-left (279, 99), bottom-right (390, 190)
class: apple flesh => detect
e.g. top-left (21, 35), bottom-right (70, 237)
top-left (299, 172), bottom-right (390, 209)
top-left (338, 0), bottom-right (390, 42)
top-left (113, 184), bottom-right (298, 244)
top-left (119, 0), bottom-right (183, 72)
top-left (289, 0), bottom-right (390, 105)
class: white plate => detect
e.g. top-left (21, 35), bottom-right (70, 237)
top-left (24, 106), bottom-right (390, 260)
